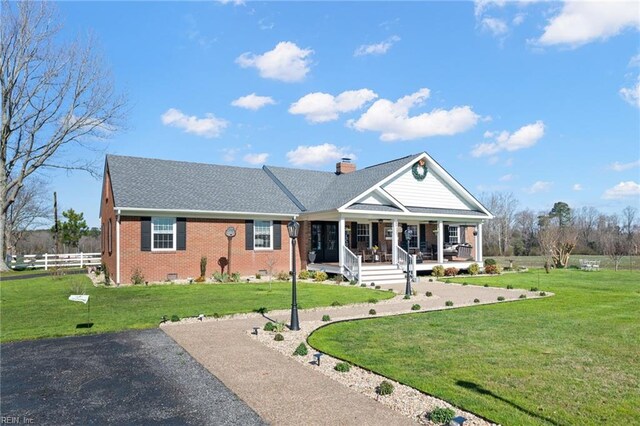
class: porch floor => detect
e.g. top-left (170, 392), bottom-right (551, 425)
top-left (307, 260), bottom-right (477, 274)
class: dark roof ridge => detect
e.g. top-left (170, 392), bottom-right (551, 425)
top-left (262, 165), bottom-right (307, 212)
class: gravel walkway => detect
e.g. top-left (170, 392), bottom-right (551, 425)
top-left (163, 279), bottom-right (550, 425)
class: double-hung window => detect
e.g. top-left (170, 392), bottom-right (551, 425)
top-left (152, 217), bottom-right (176, 250)
top-left (356, 223), bottom-right (370, 244)
top-left (254, 220), bottom-right (272, 249)
top-left (407, 224), bottom-right (418, 249)
top-left (448, 226), bottom-right (459, 244)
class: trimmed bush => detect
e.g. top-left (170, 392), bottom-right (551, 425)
top-left (131, 267), bottom-right (145, 285)
top-left (484, 283), bottom-right (489, 287)
top-left (540, 291), bottom-right (547, 296)
top-left (331, 301), bottom-right (342, 307)
top-left (432, 265), bottom-right (445, 277)
top-left (194, 276), bottom-right (205, 283)
top-left (213, 313), bottom-right (220, 318)
top-left (276, 271), bottom-right (290, 281)
top-left (369, 309), bottom-right (377, 315)
top-left (376, 380), bottom-right (394, 396)
top-left (170, 314), bottom-right (180, 322)
top-left (468, 263), bottom-right (480, 275)
top-left (497, 296), bottom-right (505, 301)
top-left (484, 258), bottom-right (497, 266)
top-left (334, 362), bottom-right (351, 373)
top-left (375, 285), bottom-right (381, 289)
top-left (428, 278), bottom-right (433, 282)
top-left (322, 314), bottom-right (331, 322)
top-left (444, 267), bottom-right (458, 276)
top-left (507, 284), bottom-right (514, 289)
top-left (273, 321), bottom-right (285, 333)
top-left (473, 298), bottom-right (480, 303)
top-left (274, 333), bottom-right (284, 341)
top-left (403, 294), bottom-right (411, 300)
top-left (349, 280), bottom-right (357, 285)
top-left (298, 270), bottom-right (310, 280)
top-left (368, 298), bottom-right (378, 304)
top-left (530, 286), bottom-right (539, 291)
top-left (484, 264), bottom-right (499, 274)
top-left (462, 282), bottom-right (468, 286)
top-left (255, 273), bottom-right (262, 279)
top-left (263, 322), bottom-right (275, 331)
top-left (429, 407), bottom-right (455, 424)
top-left (426, 291), bottom-right (433, 297)
top-left (360, 283), bottom-right (367, 287)
top-left (334, 274), bottom-right (343, 284)
top-left (411, 304), bottom-right (421, 311)
top-left (519, 294), bottom-right (527, 299)
top-left (293, 343), bottom-right (308, 356)
top-left (314, 271), bottom-right (328, 282)
top-left (445, 300), bottom-right (454, 307)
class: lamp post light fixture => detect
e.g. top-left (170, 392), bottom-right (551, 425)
top-left (404, 227), bottom-right (413, 297)
top-left (287, 218), bottom-right (301, 331)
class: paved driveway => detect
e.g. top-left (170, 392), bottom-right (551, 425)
top-left (0, 329), bottom-right (265, 425)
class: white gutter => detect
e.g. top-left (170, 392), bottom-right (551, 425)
top-left (116, 209), bottom-right (121, 285)
top-left (115, 207), bottom-right (295, 219)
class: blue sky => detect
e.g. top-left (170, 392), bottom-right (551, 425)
top-left (49, 1), bottom-right (639, 227)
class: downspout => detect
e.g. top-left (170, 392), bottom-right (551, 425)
top-left (116, 209), bottom-right (121, 285)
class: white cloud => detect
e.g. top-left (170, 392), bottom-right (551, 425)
top-left (348, 88), bottom-right (479, 141)
top-left (231, 93), bottom-right (276, 110)
top-left (482, 17), bottom-right (508, 36)
top-left (629, 54), bottom-right (640, 68)
top-left (603, 181), bottom-right (640, 200)
top-left (354, 35), bottom-right (400, 56)
top-left (609, 159), bottom-right (640, 172)
top-left (236, 41), bottom-right (313, 82)
top-left (499, 174), bottom-right (513, 182)
top-left (289, 89), bottom-right (378, 123)
top-left (572, 184), bottom-right (583, 191)
top-left (620, 76), bottom-right (640, 108)
top-left (537, 1), bottom-right (640, 47)
top-left (161, 108), bottom-right (228, 138)
top-left (472, 121), bottom-right (544, 157)
top-left (243, 153), bottom-right (269, 165)
top-left (217, 0), bottom-right (245, 6)
top-left (474, 0), bottom-right (506, 19)
top-left (525, 180), bottom-right (552, 194)
top-left (286, 143), bottom-right (355, 167)
top-left (512, 13), bottom-right (525, 26)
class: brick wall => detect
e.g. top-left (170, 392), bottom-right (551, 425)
top-left (118, 217), bottom-right (300, 284)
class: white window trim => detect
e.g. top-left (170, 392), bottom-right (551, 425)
top-left (254, 220), bottom-right (273, 251)
top-left (356, 223), bottom-right (371, 246)
top-left (407, 224), bottom-right (418, 249)
top-left (449, 225), bottom-right (459, 245)
top-left (151, 217), bottom-right (177, 252)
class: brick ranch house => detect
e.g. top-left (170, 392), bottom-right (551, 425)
top-left (100, 152), bottom-right (492, 285)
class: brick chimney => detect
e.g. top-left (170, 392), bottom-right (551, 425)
top-left (336, 158), bottom-right (356, 175)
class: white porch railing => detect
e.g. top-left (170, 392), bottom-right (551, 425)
top-left (342, 246), bottom-right (362, 285)
top-left (8, 253), bottom-right (101, 270)
top-left (395, 245), bottom-right (417, 281)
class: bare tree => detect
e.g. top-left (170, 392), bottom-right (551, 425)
top-left (574, 206), bottom-right (600, 253)
top-left (513, 209), bottom-right (538, 255)
top-left (538, 202), bottom-right (578, 269)
top-left (0, 1), bottom-right (126, 270)
top-left (480, 192), bottom-right (519, 256)
top-left (4, 177), bottom-right (50, 256)
top-left (599, 214), bottom-right (626, 271)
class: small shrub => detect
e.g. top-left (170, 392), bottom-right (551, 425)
top-left (298, 270), bottom-right (310, 280)
top-left (349, 280), bottom-right (357, 285)
top-left (293, 343), bottom-right (308, 356)
top-left (102, 263), bottom-right (110, 286)
top-left (426, 291), bottom-right (433, 297)
top-left (314, 271), bottom-right (328, 282)
top-left (411, 304), bottom-right (421, 311)
top-left (370, 282), bottom-right (375, 287)
top-left (484, 264), bottom-right (499, 274)
top-left (375, 285), bottom-right (381, 289)
top-left (276, 271), bottom-right (290, 281)
top-left (411, 288), bottom-right (417, 296)
top-left (170, 314), bottom-right (180, 322)
top-left (484, 284), bottom-right (489, 287)
top-left (445, 300), bottom-right (454, 307)
top-left (369, 309), bottom-right (377, 315)
top-left (131, 267), bottom-right (145, 285)
top-left (468, 263), bottom-right (480, 275)
top-left (213, 272), bottom-right (228, 282)
top-left (322, 314), bottom-right (331, 322)
top-left (530, 286), bottom-right (539, 291)
top-left (334, 362), bottom-right (351, 372)
top-left (497, 296), bottom-right (505, 301)
top-left (403, 294), bottom-right (411, 300)
top-left (473, 298), bottom-right (480, 303)
top-left (274, 333), bottom-right (284, 341)
top-left (462, 282), bottom-right (468, 286)
top-left (376, 380), bottom-right (394, 396)
top-left (444, 267), bottom-right (458, 276)
top-left (331, 301), bottom-right (342, 307)
top-left (255, 273), bottom-right (262, 279)
top-left (539, 291), bottom-right (547, 296)
top-left (263, 322), bottom-right (275, 331)
top-left (273, 321), bottom-right (285, 333)
top-left (519, 294), bottom-right (527, 299)
top-left (484, 258), bottom-right (497, 266)
top-left (506, 284), bottom-right (514, 289)
top-left (194, 276), bottom-right (206, 283)
top-left (308, 270), bottom-right (317, 279)
top-left (213, 313), bottom-right (220, 318)
top-left (360, 283), bottom-right (367, 287)
top-left (256, 307), bottom-right (269, 314)
top-left (334, 274), bottom-right (343, 284)
top-left (428, 278), bottom-right (433, 282)
top-left (368, 298), bottom-right (378, 304)
top-left (432, 265), bottom-right (445, 277)
top-left (429, 407), bottom-right (455, 424)
top-left (200, 256), bottom-right (207, 278)
top-left (388, 288), bottom-right (394, 292)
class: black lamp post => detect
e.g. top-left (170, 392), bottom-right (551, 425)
top-left (404, 227), bottom-right (413, 297)
top-left (288, 218), bottom-right (301, 331)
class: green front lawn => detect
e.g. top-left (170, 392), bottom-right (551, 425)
top-left (308, 269), bottom-right (640, 425)
top-left (0, 275), bottom-right (393, 342)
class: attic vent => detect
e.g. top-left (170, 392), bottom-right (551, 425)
top-left (336, 158), bottom-right (356, 175)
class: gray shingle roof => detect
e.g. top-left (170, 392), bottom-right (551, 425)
top-left (406, 207), bottom-right (487, 217)
top-left (107, 155), bottom-right (301, 214)
top-left (347, 204), bottom-right (403, 212)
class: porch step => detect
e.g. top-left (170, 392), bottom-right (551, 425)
top-left (360, 265), bottom-right (406, 286)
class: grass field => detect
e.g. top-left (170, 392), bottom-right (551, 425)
top-left (0, 275), bottom-right (393, 342)
top-left (485, 255), bottom-right (638, 270)
top-left (308, 269), bottom-right (640, 425)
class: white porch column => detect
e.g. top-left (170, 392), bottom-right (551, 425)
top-left (476, 223), bottom-right (483, 264)
top-left (338, 217), bottom-right (345, 274)
top-left (116, 212), bottom-right (121, 285)
top-left (437, 220), bottom-right (444, 264)
top-left (392, 219), bottom-right (398, 264)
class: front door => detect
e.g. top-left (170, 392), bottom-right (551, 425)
top-left (311, 221), bottom-right (339, 263)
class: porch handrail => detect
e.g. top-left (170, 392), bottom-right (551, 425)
top-left (396, 245), bottom-right (408, 271)
top-left (342, 246), bottom-right (362, 285)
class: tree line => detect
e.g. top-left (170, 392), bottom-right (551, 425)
top-left (480, 192), bottom-right (639, 270)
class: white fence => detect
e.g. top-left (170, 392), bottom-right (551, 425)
top-left (9, 252), bottom-right (101, 270)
